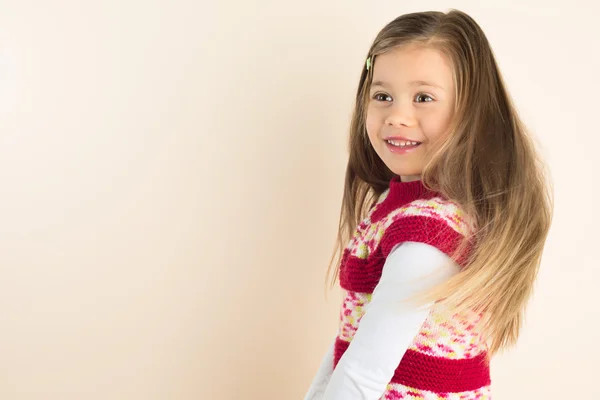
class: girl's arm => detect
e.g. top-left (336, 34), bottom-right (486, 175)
top-left (303, 337), bottom-right (336, 400)
top-left (320, 241), bottom-right (461, 400)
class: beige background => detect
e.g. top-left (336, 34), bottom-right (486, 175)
top-left (0, 0), bottom-right (598, 399)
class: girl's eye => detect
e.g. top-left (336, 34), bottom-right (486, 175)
top-left (415, 94), bottom-right (434, 103)
top-left (373, 93), bottom-right (392, 102)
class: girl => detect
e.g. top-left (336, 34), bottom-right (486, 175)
top-left (303, 9), bottom-right (552, 400)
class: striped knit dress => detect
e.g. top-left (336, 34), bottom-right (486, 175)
top-left (334, 177), bottom-right (492, 399)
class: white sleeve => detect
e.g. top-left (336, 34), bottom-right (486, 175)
top-left (303, 337), bottom-right (336, 400)
top-left (320, 241), bottom-right (461, 400)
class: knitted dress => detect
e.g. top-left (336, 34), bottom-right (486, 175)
top-left (334, 177), bottom-right (491, 399)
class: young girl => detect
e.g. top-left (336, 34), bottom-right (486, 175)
top-left (303, 9), bottom-right (552, 400)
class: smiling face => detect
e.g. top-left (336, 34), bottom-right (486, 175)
top-left (366, 43), bottom-right (456, 181)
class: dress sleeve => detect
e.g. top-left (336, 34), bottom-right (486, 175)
top-left (320, 241), bottom-right (461, 400)
top-left (303, 337), bottom-right (336, 400)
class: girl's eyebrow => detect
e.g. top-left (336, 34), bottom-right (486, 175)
top-left (371, 80), bottom-right (388, 88)
top-left (410, 80), bottom-right (445, 90)
top-left (371, 79), bottom-right (445, 91)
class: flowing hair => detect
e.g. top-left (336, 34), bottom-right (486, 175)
top-left (325, 9), bottom-right (553, 356)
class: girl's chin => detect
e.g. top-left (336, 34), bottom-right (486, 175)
top-left (386, 165), bottom-right (422, 179)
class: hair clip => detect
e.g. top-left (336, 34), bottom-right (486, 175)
top-left (366, 56), bottom-right (372, 71)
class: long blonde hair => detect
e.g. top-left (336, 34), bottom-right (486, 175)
top-left (326, 9), bottom-right (553, 356)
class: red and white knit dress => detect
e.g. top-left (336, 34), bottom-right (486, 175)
top-left (333, 177), bottom-right (491, 399)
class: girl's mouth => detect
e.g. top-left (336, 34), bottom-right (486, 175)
top-left (385, 139), bottom-right (421, 153)
top-left (386, 139), bottom-right (421, 148)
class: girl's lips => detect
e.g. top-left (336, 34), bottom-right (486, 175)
top-left (385, 140), bottom-right (421, 154)
top-left (384, 136), bottom-right (420, 142)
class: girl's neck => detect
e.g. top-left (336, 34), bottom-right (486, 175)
top-left (400, 175), bottom-right (421, 182)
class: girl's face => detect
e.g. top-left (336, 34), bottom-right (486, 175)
top-left (366, 44), bottom-right (456, 182)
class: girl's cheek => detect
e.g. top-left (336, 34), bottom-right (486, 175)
top-left (365, 116), bottom-right (379, 137)
top-left (366, 107), bottom-right (383, 130)
top-left (422, 119), bottom-right (449, 143)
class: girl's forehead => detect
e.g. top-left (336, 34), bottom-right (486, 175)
top-left (372, 45), bottom-right (454, 88)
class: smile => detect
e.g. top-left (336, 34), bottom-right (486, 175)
top-left (386, 139), bottom-right (421, 147)
top-left (385, 139), bottom-right (421, 154)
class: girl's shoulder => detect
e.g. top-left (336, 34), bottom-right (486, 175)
top-left (378, 196), bottom-right (475, 262)
top-left (390, 196), bottom-right (474, 236)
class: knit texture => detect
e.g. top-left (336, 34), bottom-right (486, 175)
top-left (334, 177), bottom-right (491, 399)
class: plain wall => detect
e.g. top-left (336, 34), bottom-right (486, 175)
top-left (1, 0), bottom-right (598, 399)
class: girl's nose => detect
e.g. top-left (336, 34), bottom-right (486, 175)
top-left (385, 101), bottom-right (415, 128)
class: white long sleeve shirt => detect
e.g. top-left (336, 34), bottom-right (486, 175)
top-left (303, 241), bottom-right (461, 400)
